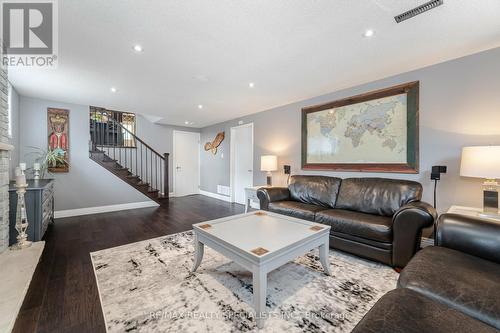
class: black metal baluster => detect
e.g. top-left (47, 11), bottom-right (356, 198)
top-left (99, 114), bottom-right (104, 151)
top-left (95, 109), bottom-right (97, 148)
top-left (113, 119), bottom-right (116, 161)
top-left (99, 114), bottom-right (104, 149)
top-left (106, 115), bottom-right (109, 155)
top-left (119, 132), bottom-right (122, 166)
top-left (91, 111), bottom-right (94, 151)
top-left (100, 117), bottom-right (103, 153)
top-left (163, 153), bottom-right (169, 198)
top-left (98, 114), bottom-right (101, 150)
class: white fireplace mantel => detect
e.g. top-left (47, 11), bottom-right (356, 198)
top-left (0, 142), bottom-right (14, 151)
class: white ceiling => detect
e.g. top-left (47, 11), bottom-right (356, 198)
top-left (9, 0), bottom-right (500, 128)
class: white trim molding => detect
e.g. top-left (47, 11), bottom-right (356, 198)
top-left (55, 201), bottom-right (159, 218)
top-left (172, 130), bottom-right (201, 197)
top-left (229, 122), bottom-right (254, 203)
top-left (199, 190), bottom-right (231, 202)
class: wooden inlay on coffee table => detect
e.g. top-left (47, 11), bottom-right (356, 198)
top-left (310, 225), bottom-right (324, 231)
top-left (250, 247), bottom-right (269, 256)
top-left (199, 224), bottom-right (212, 229)
top-left (254, 212), bottom-right (266, 216)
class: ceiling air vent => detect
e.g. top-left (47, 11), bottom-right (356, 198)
top-left (394, 0), bottom-right (444, 23)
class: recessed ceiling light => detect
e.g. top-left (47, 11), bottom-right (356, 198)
top-left (110, 87), bottom-right (117, 93)
top-left (363, 29), bottom-right (375, 38)
top-left (133, 44), bottom-right (143, 52)
top-left (198, 104), bottom-right (203, 109)
top-left (184, 121), bottom-right (189, 125)
top-left (249, 82), bottom-right (255, 88)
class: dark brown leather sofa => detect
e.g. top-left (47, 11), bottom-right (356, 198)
top-left (352, 213), bottom-right (500, 332)
top-left (257, 175), bottom-right (436, 268)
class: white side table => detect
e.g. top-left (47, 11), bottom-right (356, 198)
top-left (244, 186), bottom-right (267, 213)
top-left (448, 205), bottom-right (500, 221)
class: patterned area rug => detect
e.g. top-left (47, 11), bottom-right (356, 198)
top-left (91, 231), bottom-right (398, 333)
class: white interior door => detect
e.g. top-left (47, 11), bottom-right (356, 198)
top-left (174, 131), bottom-right (200, 197)
top-left (231, 124), bottom-right (254, 204)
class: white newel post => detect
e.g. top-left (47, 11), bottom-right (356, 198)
top-left (0, 45), bottom-right (13, 253)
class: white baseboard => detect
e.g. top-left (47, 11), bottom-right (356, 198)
top-left (55, 201), bottom-right (160, 218)
top-left (199, 190), bottom-right (232, 202)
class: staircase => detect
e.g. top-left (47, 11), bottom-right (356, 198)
top-left (89, 108), bottom-right (169, 204)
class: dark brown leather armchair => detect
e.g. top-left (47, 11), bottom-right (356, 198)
top-left (257, 175), bottom-right (436, 268)
top-left (352, 213), bottom-right (500, 332)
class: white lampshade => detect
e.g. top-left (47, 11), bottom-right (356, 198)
top-left (260, 155), bottom-right (278, 172)
top-left (460, 146), bottom-right (500, 179)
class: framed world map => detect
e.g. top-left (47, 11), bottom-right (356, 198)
top-left (301, 81), bottom-right (419, 173)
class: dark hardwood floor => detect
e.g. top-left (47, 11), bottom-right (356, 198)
top-left (13, 195), bottom-right (245, 333)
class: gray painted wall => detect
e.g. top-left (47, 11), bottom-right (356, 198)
top-left (134, 114), bottom-right (199, 189)
top-left (18, 96), bottom-right (198, 211)
top-left (200, 47), bottom-right (500, 213)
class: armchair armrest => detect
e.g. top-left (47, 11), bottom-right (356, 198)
top-left (392, 201), bottom-right (437, 268)
top-left (436, 213), bottom-right (500, 264)
top-left (257, 187), bottom-right (290, 210)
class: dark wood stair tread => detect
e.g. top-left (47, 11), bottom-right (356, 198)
top-left (89, 149), bottom-right (168, 204)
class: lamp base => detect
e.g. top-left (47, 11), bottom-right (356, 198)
top-left (266, 175), bottom-right (272, 186)
top-left (483, 179), bottom-right (499, 214)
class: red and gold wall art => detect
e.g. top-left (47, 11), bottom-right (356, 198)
top-left (47, 108), bottom-right (69, 172)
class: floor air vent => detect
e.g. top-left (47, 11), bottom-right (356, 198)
top-left (394, 0), bottom-right (444, 23)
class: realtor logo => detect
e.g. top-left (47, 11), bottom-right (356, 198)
top-left (1, 0), bottom-right (58, 67)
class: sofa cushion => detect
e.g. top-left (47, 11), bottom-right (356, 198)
top-left (399, 246), bottom-right (500, 330)
top-left (315, 209), bottom-right (392, 243)
top-left (352, 288), bottom-right (497, 333)
top-left (268, 201), bottom-right (327, 221)
top-left (288, 175), bottom-right (342, 208)
top-left (336, 178), bottom-right (422, 216)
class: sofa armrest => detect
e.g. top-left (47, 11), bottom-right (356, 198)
top-left (257, 187), bottom-right (290, 210)
top-left (392, 201), bottom-right (437, 268)
top-left (436, 213), bottom-right (500, 264)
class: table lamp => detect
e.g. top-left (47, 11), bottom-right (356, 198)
top-left (460, 146), bottom-right (500, 217)
top-left (261, 155), bottom-right (277, 186)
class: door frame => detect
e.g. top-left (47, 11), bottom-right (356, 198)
top-left (173, 130), bottom-right (201, 197)
top-left (230, 122), bottom-right (254, 203)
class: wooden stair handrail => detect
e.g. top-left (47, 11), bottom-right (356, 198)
top-left (89, 108), bottom-right (170, 199)
top-left (106, 117), bottom-right (165, 160)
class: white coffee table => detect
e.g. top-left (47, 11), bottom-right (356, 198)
top-left (192, 211), bottom-right (331, 328)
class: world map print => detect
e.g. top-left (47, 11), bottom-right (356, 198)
top-left (306, 93), bottom-right (407, 164)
